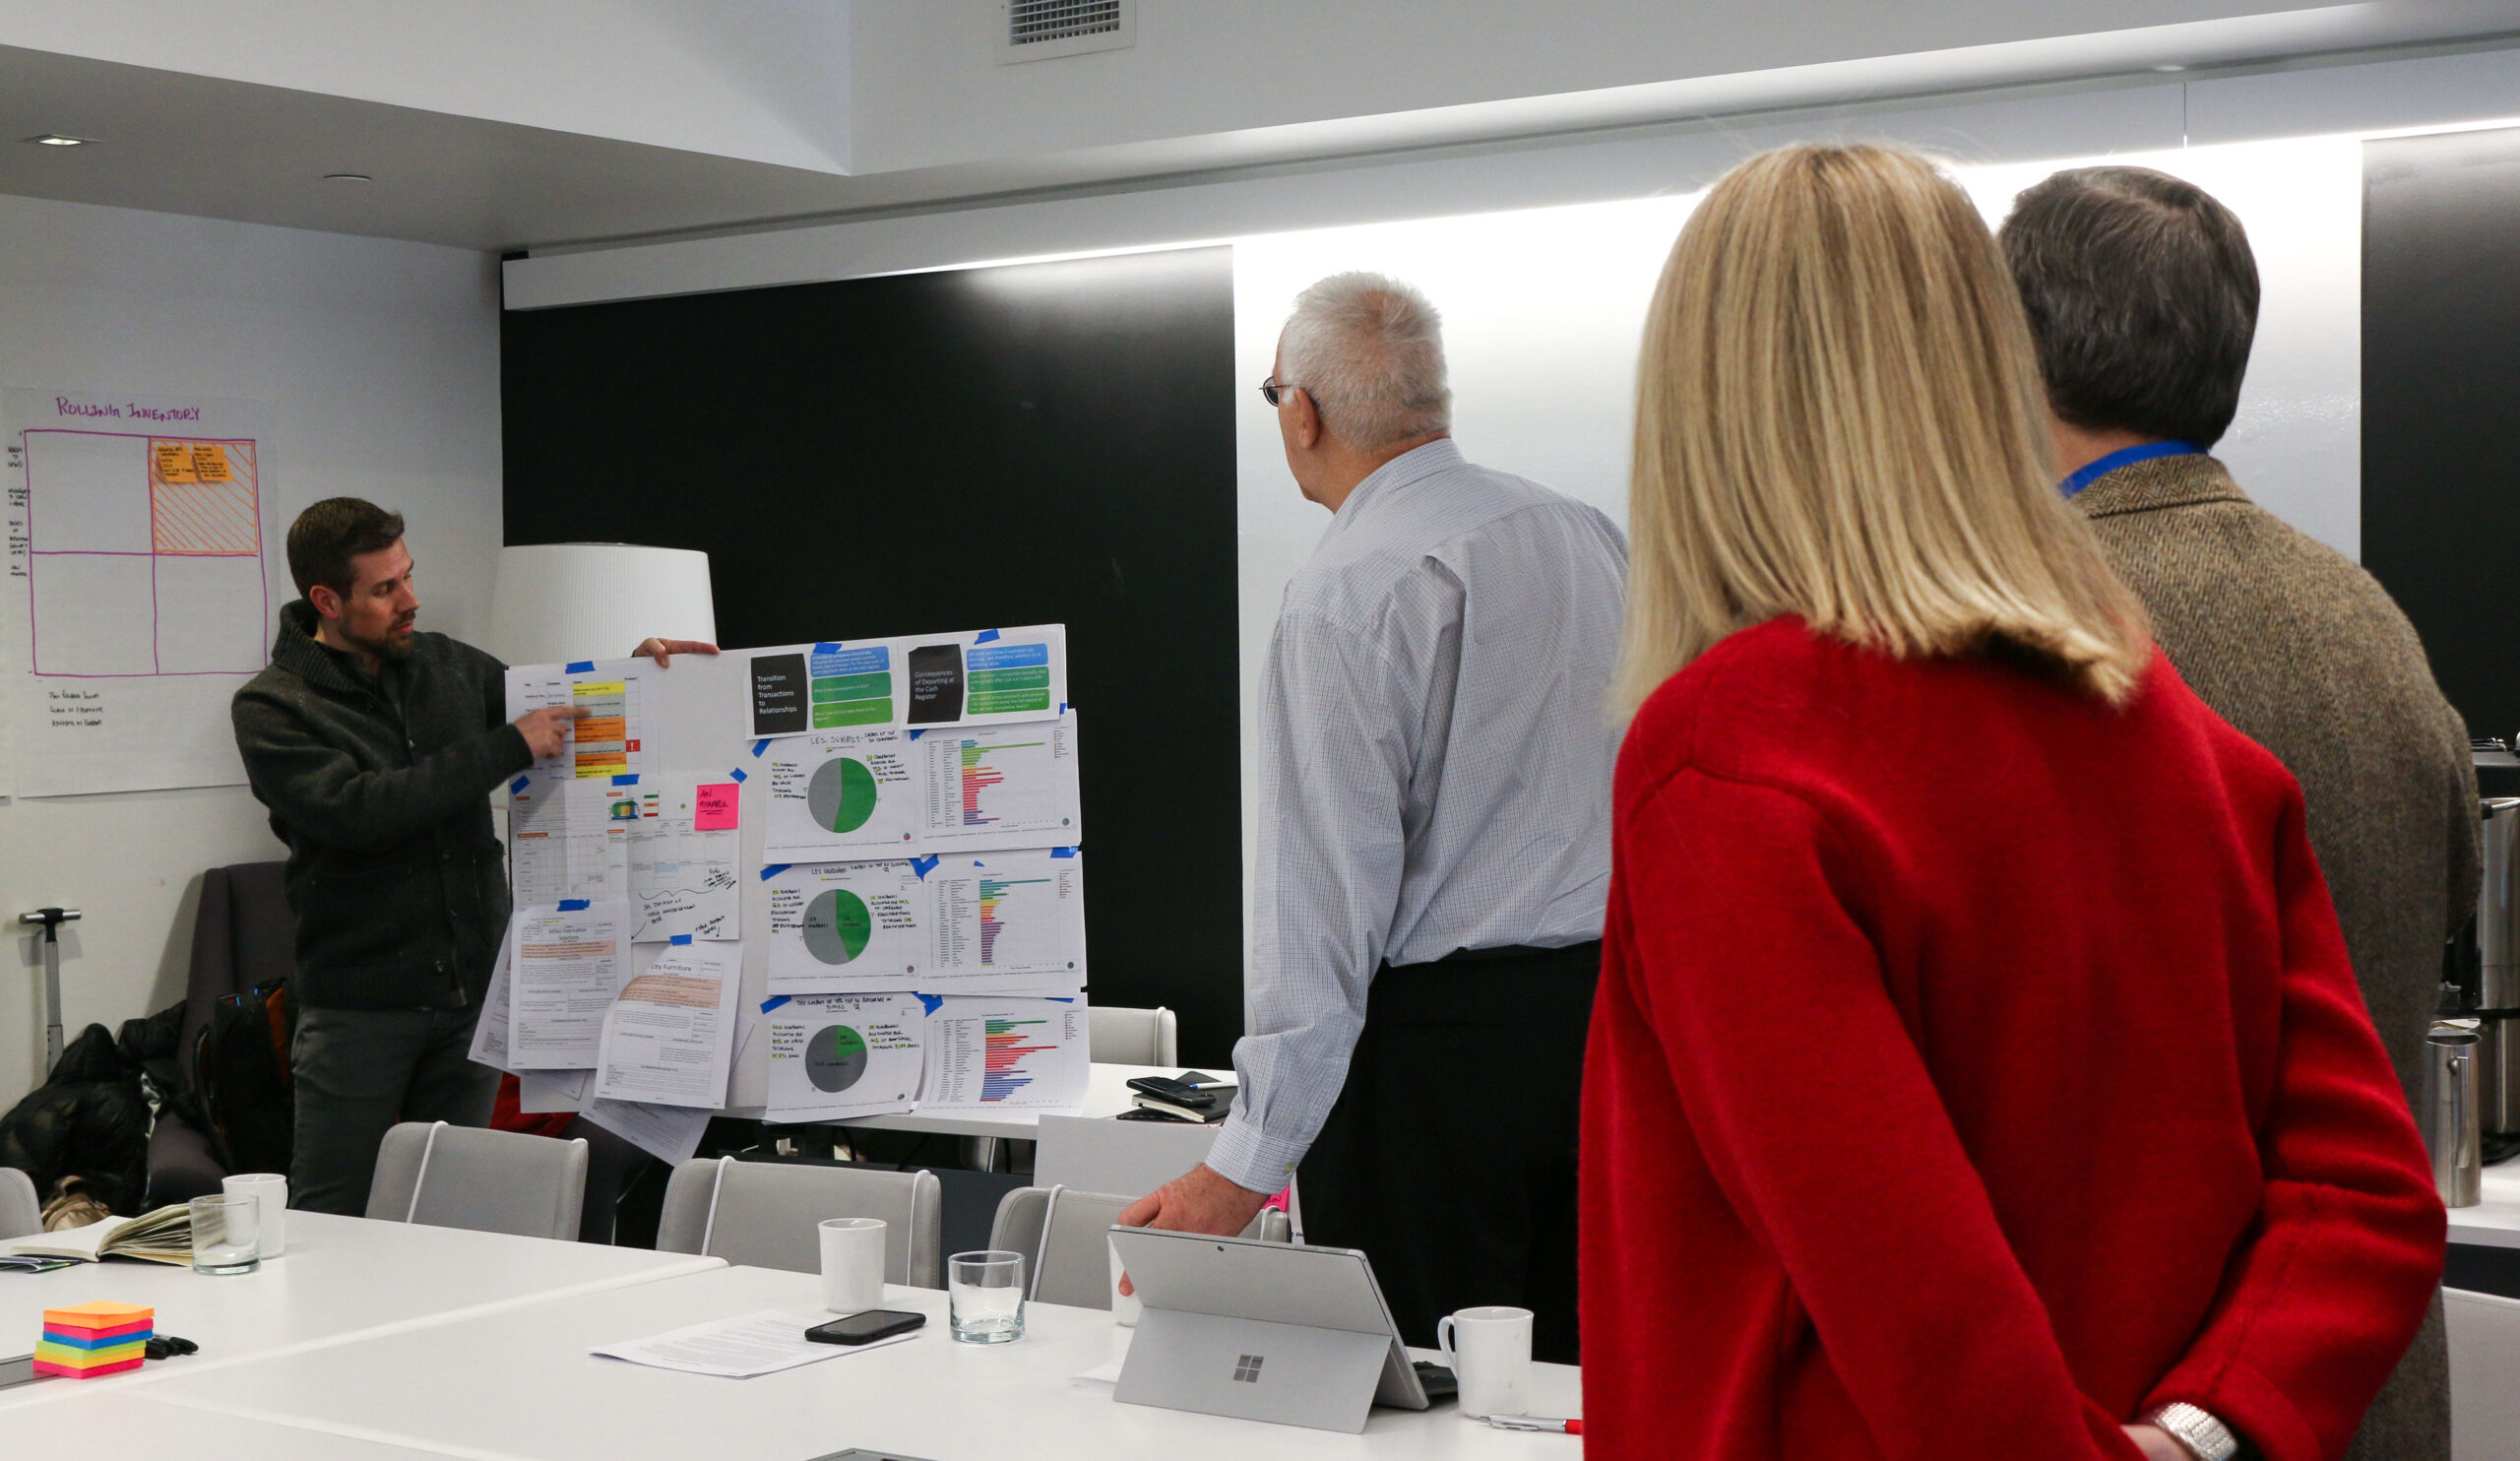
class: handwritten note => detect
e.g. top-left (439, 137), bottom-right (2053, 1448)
top-left (694, 782), bottom-right (740, 831)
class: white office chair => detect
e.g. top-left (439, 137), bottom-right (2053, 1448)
top-left (657, 1158), bottom-right (944, 1288)
top-left (2447, 1286), bottom-right (2520, 1458)
top-left (364, 1121), bottom-right (588, 1241)
top-left (0, 1166), bottom-right (39, 1239)
top-left (1089, 1004), bottom-right (1177, 1066)
top-left (989, 1184), bottom-right (1291, 1310)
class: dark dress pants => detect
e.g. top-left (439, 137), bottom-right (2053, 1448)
top-left (290, 1005), bottom-right (500, 1216)
top-left (1296, 942), bottom-right (1600, 1366)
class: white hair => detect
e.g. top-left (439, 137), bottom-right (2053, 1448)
top-left (1276, 272), bottom-right (1452, 449)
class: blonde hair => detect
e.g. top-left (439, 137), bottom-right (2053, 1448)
top-left (1277, 272), bottom-right (1452, 449)
top-left (1611, 143), bottom-right (2151, 717)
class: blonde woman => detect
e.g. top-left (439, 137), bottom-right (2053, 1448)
top-left (1581, 144), bottom-right (2441, 1461)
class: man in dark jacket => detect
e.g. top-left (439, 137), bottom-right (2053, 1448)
top-left (2003, 169), bottom-right (2477, 1461)
top-left (233, 498), bottom-right (710, 1214)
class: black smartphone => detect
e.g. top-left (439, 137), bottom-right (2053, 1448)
top-left (804, 1309), bottom-right (927, 1346)
top-left (1126, 1075), bottom-right (1222, 1107)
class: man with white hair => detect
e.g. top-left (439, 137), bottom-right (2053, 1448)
top-left (1120, 272), bottom-right (1627, 1363)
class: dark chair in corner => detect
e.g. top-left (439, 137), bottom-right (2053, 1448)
top-left (149, 860), bottom-right (294, 1205)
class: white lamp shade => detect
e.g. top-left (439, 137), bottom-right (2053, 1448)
top-left (486, 543), bottom-right (717, 667)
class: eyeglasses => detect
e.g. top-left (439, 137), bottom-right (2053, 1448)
top-left (1258, 376), bottom-right (1302, 408)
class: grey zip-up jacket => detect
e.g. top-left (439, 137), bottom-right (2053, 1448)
top-left (231, 600), bottom-right (530, 1011)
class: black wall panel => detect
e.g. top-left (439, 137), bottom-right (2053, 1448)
top-left (2364, 128), bottom-right (2520, 738)
top-left (502, 246), bottom-right (1245, 1064)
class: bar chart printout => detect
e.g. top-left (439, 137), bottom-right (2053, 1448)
top-left (916, 714), bottom-right (1080, 843)
top-left (927, 850), bottom-right (1087, 990)
top-left (917, 995), bottom-right (1088, 1114)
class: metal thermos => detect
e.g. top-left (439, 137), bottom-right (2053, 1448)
top-left (2476, 798), bottom-right (2520, 1139)
top-left (2428, 1020), bottom-right (2483, 1207)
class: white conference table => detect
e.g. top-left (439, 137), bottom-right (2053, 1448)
top-left (832, 1061), bottom-right (1167, 1140)
top-left (0, 1388), bottom-right (451, 1458)
top-left (0, 1211), bottom-right (721, 1410)
top-left (133, 1262), bottom-right (1586, 1460)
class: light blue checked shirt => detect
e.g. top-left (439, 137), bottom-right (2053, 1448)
top-left (1207, 439), bottom-right (1629, 1193)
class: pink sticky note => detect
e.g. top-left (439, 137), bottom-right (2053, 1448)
top-left (694, 783), bottom-right (739, 831)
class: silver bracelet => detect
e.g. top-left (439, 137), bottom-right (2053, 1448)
top-left (2142, 1402), bottom-right (2239, 1461)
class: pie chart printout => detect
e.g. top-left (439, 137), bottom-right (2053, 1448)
top-left (808, 756), bottom-right (881, 834)
top-left (805, 1024), bottom-right (870, 1093)
top-left (802, 888), bottom-right (874, 965)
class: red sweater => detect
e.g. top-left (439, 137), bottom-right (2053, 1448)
top-left (1580, 619), bottom-right (2444, 1461)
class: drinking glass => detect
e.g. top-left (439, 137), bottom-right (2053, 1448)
top-left (948, 1249), bottom-right (1026, 1343)
top-left (189, 1193), bottom-right (260, 1275)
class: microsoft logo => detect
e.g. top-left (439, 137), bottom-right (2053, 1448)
top-left (1231, 1354), bottom-right (1265, 1383)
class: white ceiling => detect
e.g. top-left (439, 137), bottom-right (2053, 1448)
top-left (0, 2), bottom-right (2513, 256)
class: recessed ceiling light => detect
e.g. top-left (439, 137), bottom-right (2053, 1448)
top-left (323, 172), bottom-right (373, 183)
top-left (2153, 63), bottom-right (2189, 73)
top-left (27, 134), bottom-right (94, 147)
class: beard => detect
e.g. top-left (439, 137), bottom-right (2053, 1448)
top-left (345, 612), bottom-right (417, 663)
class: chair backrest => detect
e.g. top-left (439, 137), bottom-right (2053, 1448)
top-left (0, 1166), bottom-right (39, 1239)
top-left (991, 1186), bottom-right (1293, 1310)
top-left (2448, 1286), bottom-right (2520, 1457)
top-left (1087, 1005), bottom-right (1176, 1067)
top-left (657, 1159), bottom-right (943, 1288)
top-left (364, 1121), bottom-right (588, 1240)
top-left (181, 862), bottom-right (294, 1091)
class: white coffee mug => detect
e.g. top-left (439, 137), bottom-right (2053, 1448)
top-left (1106, 1239), bottom-right (1141, 1327)
top-left (223, 1173), bottom-right (287, 1257)
top-left (820, 1218), bottom-right (888, 1312)
top-left (1437, 1305), bottom-right (1533, 1420)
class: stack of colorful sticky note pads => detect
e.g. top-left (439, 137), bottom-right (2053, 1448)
top-left (34, 1302), bottom-right (154, 1378)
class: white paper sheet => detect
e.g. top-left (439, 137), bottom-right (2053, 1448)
top-left (761, 992), bottom-right (924, 1122)
top-left (510, 774), bottom-right (635, 905)
top-left (518, 1070), bottom-right (593, 1113)
top-left (581, 1097), bottom-right (711, 1164)
top-left (466, 936), bottom-right (515, 1070)
top-left (759, 712), bottom-right (1082, 861)
top-left (504, 657), bottom-right (661, 782)
top-left (593, 939), bottom-right (739, 1108)
top-left (764, 850), bottom-right (1086, 996)
top-left (590, 1309), bottom-right (915, 1376)
top-left (508, 901), bottom-right (631, 1070)
top-left (627, 773), bottom-right (742, 941)
top-left (743, 625), bottom-right (1066, 739)
top-left (915, 994), bottom-right (1089, 1115)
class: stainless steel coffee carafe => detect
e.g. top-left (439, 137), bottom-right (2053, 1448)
top-left (2476, 798), bottom-right (2520, 1139)
top-left (2428, 1020), bottom-right (2483, 1207)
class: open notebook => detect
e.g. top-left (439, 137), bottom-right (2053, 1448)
top-left (2, 1205), bottom-right (192, 1265)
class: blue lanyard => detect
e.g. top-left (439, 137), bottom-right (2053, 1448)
top-left (2060, 440), bottom-right (2202, 498)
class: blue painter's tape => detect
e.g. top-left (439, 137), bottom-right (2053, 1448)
top-left (759, 863), bottom-right (791, 880)
top-left (1059, 702), bottom-right (1069, 715)
top-left (557, 899), bottom-right (590, 912)
top-left (814, 642), bottom-right (842, 655)
top-left (974, 628), bottom-right (1002, 644)
top-left (611, 773), bottom-right (638, 786)
top-left (1050, 847), bottom-right (1077, 858)
top-left (761, 995), bottom-right (790, 1013)
top-left (566, 661), bottom-right (595, 673)
top-left (908, 729), bottom-right (925, 740)
top-left (752, 739), bottom-right (769, 757)
top-left (508, 775), bottom-right (531, 794)
top-left (728, 768), bottom-right (747, 783)
top-left (669, 934), bottom-right (692, 946)
top-left (915, 993), bottom-right (944, 1015)
top-left (1047, 995), bottom-right (1076, 1004)
top-left (908, 856), bottom-right (939, 880)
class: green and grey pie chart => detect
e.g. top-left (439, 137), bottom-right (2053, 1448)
top-left (807, 756), bottom-right (880, 834)
top-left (805, 1024), bottom-right (869, 1092)
top-left (801, 888), bottom-right (873, 965)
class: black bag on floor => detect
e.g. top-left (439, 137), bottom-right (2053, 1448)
top-left (194, 980), bottom-right (296, 1177)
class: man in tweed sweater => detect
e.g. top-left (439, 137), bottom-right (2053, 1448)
top-left (2004, 167), bottom-right (2478, 1461)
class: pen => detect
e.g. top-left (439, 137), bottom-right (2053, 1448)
top-left (1484, 1415), bottom-right (1582, 1435)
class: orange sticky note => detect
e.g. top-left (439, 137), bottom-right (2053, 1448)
top-left (694, 783), bottom-right (739, 832)
top-left (153, 442), bottom-right (196, 483)
top-left (189, 443), bottom-right (233, 482)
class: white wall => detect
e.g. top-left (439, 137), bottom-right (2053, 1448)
top-left (0, 192), bottom-right (502, 1099)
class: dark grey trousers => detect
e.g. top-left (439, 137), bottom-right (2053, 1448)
top-left (290, 1006), bottom-right (499, 1216)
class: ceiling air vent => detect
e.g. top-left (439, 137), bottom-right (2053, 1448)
top-left (998, 0), bottom-right (1136, 64)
